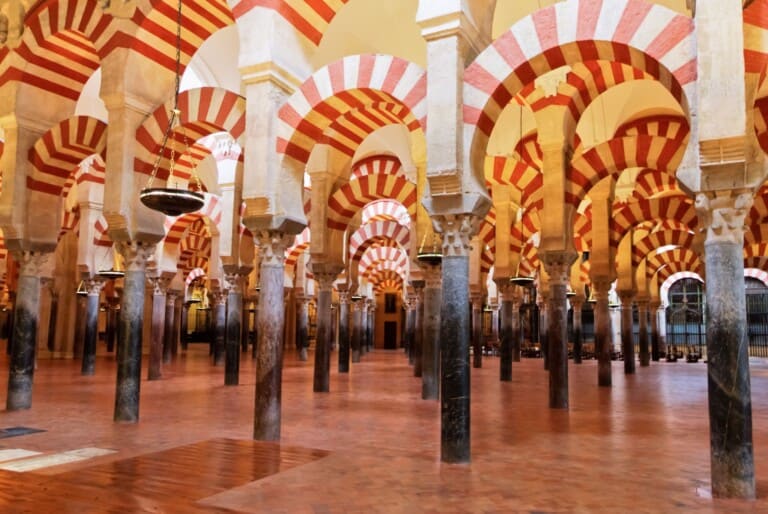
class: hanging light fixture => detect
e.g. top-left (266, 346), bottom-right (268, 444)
top-left (416, 232), bottom-right (442, 266)
top-left (76, 280), bottom-right (88, 296)
top-left (97, 245), bottom-right (125, 280)
top-left (138, 0), bottom-right (205, 217)
top-left (510, 205), bottom-right (534, 287)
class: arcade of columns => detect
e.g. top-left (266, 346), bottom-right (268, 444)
top-left (0, 0), bottom-right (766, 500)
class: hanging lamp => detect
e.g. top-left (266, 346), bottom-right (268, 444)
top-left (416, 232), bottom-right (442, 266)
top-left (97, 246), bottom-right (125, 280)
top-left (139, 0), bottom-right (204, 217)
top-left (75, 280), bottom-right (88, 296)
top-left (510, 205), bottom-right (534, 287)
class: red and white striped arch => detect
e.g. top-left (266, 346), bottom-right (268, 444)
top-left (660, 271), bottom-right (703, 304)
top-left (631, 168), bottom-right (680, 200)
top-left (364, 261), bottom-right (408, 286)
top-left (5, 0), bottom-right (109, 102)
top-left (327, 174), bottom-right (416, 231)
top-left (518, 241), bottom-right (540, 278)
top-left (163, 195), bottom-right (222, 244)
top-left (352, 155), bottom-right (403, 180)
top-left (569, 135), bottom-right (686, 207)
top-left (485, 155), bottom-right (543, 210)
top-left (180, 254), bottom-right (209, 275)
top-left (277, 54), bottom-right (426, 165)
top-left (614, 114), bottom-right (689, 140)
top-left (646, 247), bottom-right (702, 280)
top-left (230, 0), bottom-right (349, 46)
top-left (464, 0), bottom-right (696, 175)
top-left (610, 194), bottom-right (697, 248)
top-left (747, 185), bottom-right (768, 225)
top-left (361, 198), bottom-right (410, 225)
top-left (324, 102), bottom-right (422, 158)
top-left (745, 268), bottom-right (768, 286)
top-left (358, 246), bottom-right (409, 278)
top-left (27, 116), bottom-right (107, 196)
top-left (632, 228), bottom-right (694, 267)
top-left (92, 215), bottom-right (112, 248)
top-left (285, 227), bottom-right (311, 270)
top-left (185, 267), bottom-right (207, 286)
top-left (746, 222), bottom-right (768, 245)
top-left (59, 207), bottom-right (80, 241)
top-left (348, 220), bottom-right (410, 264)
top-left (745, 0), bottom-right (768, 75)
top-left (513, 132), bottom-right (542, 170)
top-left (573, 203), bottom-right (592, 252)
top-left (374, 277), bottom-right (403, 293)
top-left (130, 0), bottom-right (233, 76)
top-left (135, 87), bottom-right (245, 182)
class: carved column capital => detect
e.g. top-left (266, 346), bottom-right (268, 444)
top-left (224, 272), bottom-right (242, 294)
top-left (147, 276), bottom-right (171, 296)
top-left (211, 289), bottom-right (228, 306)
top-left (166, 290), bottom-right (179, 306)
top-left (433, 213), bottom-right (481, 258)
top-left (116, 241), bottom-right (156, 272)
top-left (617, 290), bottom-right (635, 308)
top-left (256, 231), bottom-right (295, 268)
top-left (338, 291), bottom-right (350, 305)
top-left (541, 251), bottom-right (578, 287)
top-left (694, 190), bottom-right (753, 245)
top-left (85, 278), bottom-right (105, 297)
top-left (14, 251), bottom-right (50, 277)
top-left (313, 272), bottom-right (337, 291)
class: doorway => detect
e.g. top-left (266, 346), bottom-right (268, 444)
top-left (384, 321), bottom-right (397, 349)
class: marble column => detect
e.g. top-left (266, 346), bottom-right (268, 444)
top-left (163, 291), bottom-right (177, 364)
top-left (253, 231), bottom-right (293, 441)
top-left (637, 300), bottom-right (650, 367)
top-left (406, 294), bottom-right (420, 377)
top-left (366, 300), bottom-right (374, 351)
top-left (212, 289), bottom-right (227, 366)
top-left (295, 295), bottom-right (309, 361)
top-left (6, 251), bottom-right (49, 411)
top-left (337, 292), bottom-right (350, 373)
top-left (147, 277), bottom-right (169, 380)
top-left (571, 297), bottom-right (584, 364)
top-left (497, 282), bottom-right (513, 382)
top-left (414, 284), bottom-right (424, 371)
top-left (73, 293), bottom-right (87, 360)
top-left (539, 296), bottom-right (549, 370)
top-left (511, 293), bottom-right (522, 362)
top-left (82, 278), bottom-right (104, 376)
top-left (180, 301), bottom-right (191, 351)
top-left (173, 294), bottom-right (182, 358)
top-left (312, 273), bottom-right (336, 393)
top-left (543, 252), bottom-right (576, 410)
top-left (351, 298), bottom-right (362, 363)
top-left (650, 300), bottom-right (661, 361)
top-left (619, 292), bottom-right (635, 375)
top-left (436, 214), bottom-right (475, 463)
top-left (471, 295), bottom-right (483, 368)
top-left (421, 267), bottom-right (440, 400)
top-left (45, 281), bottom-right (58, 353)
top-left (404, 304), bottom-right (414, 364)
top-left (114, 242), bottom-right (155, 423)
top-left (106, 296), bottom-right (119, 353)
top-left (698, 192), bottom-right (755, 498)
top-left (225, 274), bottom-right (242, 386)
top-left (593, 279), bottom-right (613, 387)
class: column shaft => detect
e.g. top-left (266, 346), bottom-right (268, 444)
top-left (163, 294), bottom-right (176, 364)
top-left (638, 302), bottom-right (650, 367)
top-left (225, 288), bottom-right (242, 386)
top-left (421, 277), bottom-right (440, 400)
top-left (338, 296), bottom-right (350, 372)
top-left (572, 301), bottom-right (583, 364)
top-left (148, 288), bottom-right (166, 381)
top-left (547, 282), bottom-right (569, 409)
top-left (595, 293), bottom-right (612, 387)
top-left (82, 291), bottom-right (100, 376)
top-left (312, 285), bottom-right (333, 392)
top-left (471, 301), bottom-right (483, 368)
top-left (351, 302), bottom-right (362, 363)
top-left (213, 294), bottom-right (226, 366)
top-left (620, 297), bottom-right (635, 375)
top-left (499, 294), bottom-right (513, 381)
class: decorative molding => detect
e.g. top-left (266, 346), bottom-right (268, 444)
top-left (695, 191), bottom-right (753, 245)
top-left (255, 231), bottom-right (294, 268)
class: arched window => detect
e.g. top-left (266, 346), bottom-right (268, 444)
top-left (665, 278), bottom-right (706, 361)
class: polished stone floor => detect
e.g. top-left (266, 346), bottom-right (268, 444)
top-left (0, 343), bottom-right (766, 513)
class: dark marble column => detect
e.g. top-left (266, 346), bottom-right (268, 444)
top-left (421, 268), bottom-right (440, 400)
top-left (82, 279), bottom-right (104, 376)
top-left (180, 301), bottom-right (191, 351)
top-left (240, 297), bottom-right (250, 354)
top-left (105, 297), bottom-right (119, 353)
top-left (45, 282), bottom-right (58, 353)
top-left (366, 300), bottom-right (374, 351)
top-left (147, 276), bottom-right (168, 381)
top-left (471, 295), bottom-right (483, 368)
top-left (593, 279), bottom-right (612, 388)
top-left (406, 294), bottom-right (420, 377)
top-left (571, 297), bottom-right (584, 364)
top-left (212, 289), bottom-right (227, 366)
top-left (496, 282), bottom-right (513, 382)
top-left (253, 231), bottom-right (294, 441)
top-left (331, 303), bottom-right (338, 352)
top-left (404, 305), bottom-right (414, 364)
top-left (173, 294), bottom-right (182, 358)
top-left (650, 300), bottom-right (661, 361)
top-left (163, 291), bottom-right (177, 364)
top-left (700, 192), bottom-right (754, 499)
top-left (295, 294), bottom-right (309, 361)
top-left (539, 295), bottom-right (549, 370)
top-left (114, 241), bottom-right (155, 423)
top-left (73, 293), bottom-right (87, 360)
top-left (542, 252), bottom-right (576, 410)
top-left (637, 299), bottom-right (650, 367)
top-left (436, 215), bottom-right (475, 463)
top-left (511, 294), bottom-right (522, 362)
top-left (351, 297), bottom-right (362, 363)
top-left (619, 292), bottom-right (635, 375)
top-left (361, 299), bottom-right (371, 355)
top-left (337, 291), bottom-right (350, 373)
top-left (312, 272), bottom-right (337, 393)
top-left (6, 251), bottom-right (49, 411)
top-left (225, 273), bottom-right (242, 386)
